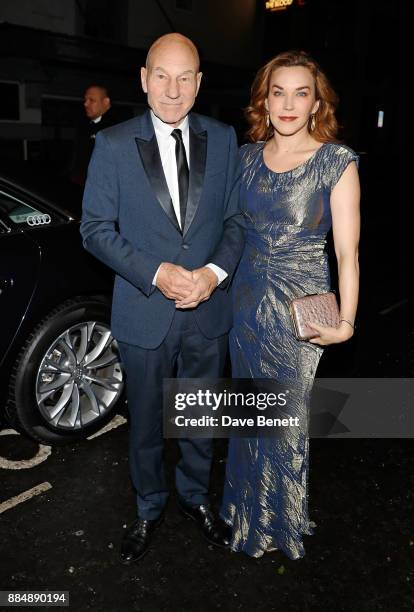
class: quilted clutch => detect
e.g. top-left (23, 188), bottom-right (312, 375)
top-left (289, 292), bottom-right (340, 341)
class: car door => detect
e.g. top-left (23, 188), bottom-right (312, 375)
top-left (0, 188), bottom-right (41, 366)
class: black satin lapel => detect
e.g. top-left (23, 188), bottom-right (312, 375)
top-left (135, 136), bottom-right (181, 233)
top-left (183, 128), bottom-right (207, 236)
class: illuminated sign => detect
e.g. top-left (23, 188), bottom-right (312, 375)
top-left (266, 0), bottom-right (294, 11)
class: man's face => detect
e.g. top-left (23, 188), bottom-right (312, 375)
top-left (84, 87), bottom-right (110, 120)
top-left (141, 41), bottom-right (202, 127)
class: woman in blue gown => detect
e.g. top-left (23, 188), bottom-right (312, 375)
top-left (220, 51), bottom-right (361, 560)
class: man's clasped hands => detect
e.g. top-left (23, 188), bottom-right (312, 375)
top-left (156, 263), bottom-right (218, 309)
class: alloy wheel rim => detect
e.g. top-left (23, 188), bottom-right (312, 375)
top-left (36, 321), bottom-right (123, 431)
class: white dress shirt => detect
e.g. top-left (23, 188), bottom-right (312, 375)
top-left (150, 110), bottom-right (227, 286)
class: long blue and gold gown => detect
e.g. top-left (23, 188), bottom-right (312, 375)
top-left (220, 141), bottom-right (358, 560)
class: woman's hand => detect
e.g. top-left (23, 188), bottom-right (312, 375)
top-left (308, 321), bottom-right (354, 346)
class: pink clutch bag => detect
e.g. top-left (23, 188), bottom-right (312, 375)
top-left (289, 292), bottom-right (340, 341)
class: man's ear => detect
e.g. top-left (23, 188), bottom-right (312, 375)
top-left (195, 71), bottom-right (203, 96)
top-left (141, 67), bottom-right (148, 93)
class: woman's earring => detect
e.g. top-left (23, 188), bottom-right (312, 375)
top-left (266, 113), bottom-right (270, 128)
top-left (310, 113), bottom-right (316, 131)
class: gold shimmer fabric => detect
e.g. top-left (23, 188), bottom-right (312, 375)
top-left (220, 141), bottom-right (358, 559)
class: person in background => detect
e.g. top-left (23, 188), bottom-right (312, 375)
top-left (70, 84), bottom-right (118, 185)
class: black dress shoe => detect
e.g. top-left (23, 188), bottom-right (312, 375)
top-left (178, 498), bottom-right (232, 548)
top-left (120, 515), bottom-right (163, 565)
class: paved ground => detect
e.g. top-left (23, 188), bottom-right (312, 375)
top-left (1, 421), bottom-right (413, 612)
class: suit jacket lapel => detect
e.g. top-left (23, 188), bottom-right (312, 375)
top-left (135, 111), bottom-right (181, 234)
top-left (134, 110), bottom-right (207, 237)
top-left (183, 115), bottom-right (207, 237)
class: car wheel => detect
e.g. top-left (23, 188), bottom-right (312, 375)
top-left (6, 297), bottom-right (124, 444)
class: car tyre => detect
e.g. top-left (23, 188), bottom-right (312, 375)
top-left (6, 296), bottom-right (124, 444)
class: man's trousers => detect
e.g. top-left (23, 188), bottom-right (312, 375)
top-left (118, 309), bottom-right (228, 520)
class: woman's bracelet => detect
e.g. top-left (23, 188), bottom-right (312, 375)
top-left (340, 318), bottom-right (355, 330)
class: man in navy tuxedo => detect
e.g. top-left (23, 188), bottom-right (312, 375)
top-left (81, 33), bottom-right (244, 564)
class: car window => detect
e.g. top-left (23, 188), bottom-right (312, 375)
top-left (0, 190), bottom-right (52, 227)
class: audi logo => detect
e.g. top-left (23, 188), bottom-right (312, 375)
top-left (26, 214), bottom-right (51, 226)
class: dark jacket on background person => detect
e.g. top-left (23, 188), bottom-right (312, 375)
top-left (70, 107), bottom-right (118, 185)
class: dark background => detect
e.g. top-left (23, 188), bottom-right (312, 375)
top-left (0, 1), bottom-right (409, 160)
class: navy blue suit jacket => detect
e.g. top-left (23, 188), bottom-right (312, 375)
top-left (80, 109), bottom-right (245, 349)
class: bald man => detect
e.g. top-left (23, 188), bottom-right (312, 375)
top-left (81, 34), bottom-right (245, 564)
top-left (70, 85), bottom-right (117, 185)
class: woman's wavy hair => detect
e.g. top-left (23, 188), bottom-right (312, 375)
top-left (245, 50), bottom-right (339, 143)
